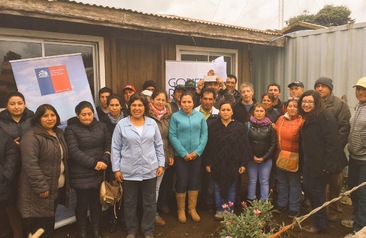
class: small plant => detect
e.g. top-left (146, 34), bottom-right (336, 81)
top-left (220, 199), bottom-right (276, 238)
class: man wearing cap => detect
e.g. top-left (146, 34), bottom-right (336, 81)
top-left (121, 84), bottom-right (136, 116)
top-left (346, 77), bottom-right (366, 236)
top-left (170, 85), bottom-right (186, 113)
top-left (288, 81), bottom-right (304, 100)
top-left (314, 76), bottom-right (351, 222)
top-left (142, 80), bottom-right (157, 92)
top-left (96, 87), bottom-right (113, 119)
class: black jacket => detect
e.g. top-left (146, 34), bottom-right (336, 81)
top-left (65, 117), bottom-right (111, 189)
top-left (0, 108), bottom-right (34, 140)
top-left (301, 110), bottom-right (347, 177)
top-left (0, 128), bottom-right (20, 204)
top-left (245, 121), bottom-right (277, 161)
top-left (233, 102), bottom-right (254, 125)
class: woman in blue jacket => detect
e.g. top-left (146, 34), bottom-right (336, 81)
top-left (111, 94), bottom-right (165, 238)
top-left (169, 92), bottom-right (208, 223)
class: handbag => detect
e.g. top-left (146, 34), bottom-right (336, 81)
top-left (100, 171), bottom-right (123, 218)
top-left (276, 118), bottom-right (299, 172)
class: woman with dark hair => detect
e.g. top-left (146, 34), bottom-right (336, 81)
top-left (100, 94), bottom-right (124, 135)
top-left (65, 101), bottom-right (111, 238)
top-left (148, 90), bottom-right (174, 225)
top-left (18, 104), bottom-right (69, 238)
top-left (204, 101), bottom-right (248, 220)
top-left (111, 93), bottom-right (165, 238)
top-left (261, 93), bottom-right (281, 123)
top-left (273, 99), bottom-right (304, 218)
top-left (298, 90), bottom-right (347, 233)
top-left (0, 92), bottom-right (34, 144)
top-left (245, 103), bottom-right (277, 201)
top-left (169, 92), bottom-right (208, 223)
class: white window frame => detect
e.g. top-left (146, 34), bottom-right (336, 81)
top-left (0, 28), bottom-right (105, 98)
top-left (176, 45), bottom-right (238, 75)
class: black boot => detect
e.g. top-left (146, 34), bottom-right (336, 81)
top-left (76, 214), bottom-right (88, 238)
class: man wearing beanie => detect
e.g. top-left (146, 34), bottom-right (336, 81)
top-left (314, 76), bottom-right (351, 222)
top-left (142, 80), bottom-right (157, 92)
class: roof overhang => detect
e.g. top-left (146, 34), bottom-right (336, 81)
top-left (0, 0), bottom-right (285, 47)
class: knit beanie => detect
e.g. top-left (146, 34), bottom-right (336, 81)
top-left (314, 77), bottom-right (333, 91)
top-left (142, 80), bottom-right (157, 90)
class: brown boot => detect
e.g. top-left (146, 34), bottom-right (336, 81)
top-left (188, 190), bottom-right (200, 222)
top-left (176, 193), bottom-right (187, 223)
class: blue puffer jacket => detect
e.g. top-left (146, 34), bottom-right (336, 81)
top-left (65, 117), bottom-right (111, 189)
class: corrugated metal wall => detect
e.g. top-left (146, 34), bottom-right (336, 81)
top-left (251, 22), bottom-right (366, 108)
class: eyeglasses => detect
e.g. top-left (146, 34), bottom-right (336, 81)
top-left (301, 100), bottom-right (314, 105)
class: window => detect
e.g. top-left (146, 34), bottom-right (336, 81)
top-left (176, 45), bottom-right (238, 75)
top-left (0, 29), bottom-right (104, 108)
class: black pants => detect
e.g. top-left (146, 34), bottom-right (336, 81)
top-left (75, 189), bottom-right (101, 233)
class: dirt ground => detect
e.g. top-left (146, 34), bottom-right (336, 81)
top-left (53, 200), bottom-right (354, 238)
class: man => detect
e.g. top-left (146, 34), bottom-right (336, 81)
top-left (267, 83), bottom-right (282, 112)
top-left (170, 85), bottom-right (186, 113)
top-left (121, 84), bottom-right (136, 116)
top-left (288, 81), bottom-right (304, 100)
top-left (194, 88), bottom-right (219, 214)
top-left (142, 80), bottom-right (157, 92)
top-left (96, 87), bottom-right (113, 119)
top-left (185, 79), bottom-right (196, 94)
top-left (195, 75), bottom-right (234, 108)
top-left (314, 76), bottom-right (351, 222)
top-left (226, 74), bottom-right (241, 102)
top-left (233, 82), bottom-right (255, 124)
top-left (346, 77), bottom-right (366, 236)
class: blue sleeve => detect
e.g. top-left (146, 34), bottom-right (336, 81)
top-left (169, 113), bottom-right (188, 157)
top-left (153, 123), bottom-right (165, 167)
top-left (194, 115), bottom-right (208, 156)
top-left (111, 123), bottom-right (123, 172)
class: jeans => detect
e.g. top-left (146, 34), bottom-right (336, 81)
top-left (214, 180), bottom-right (237, 212)
top-left (201, 169), bottom-right (214, 207)
top-left (175, 156), bottom-right (202, 193)
top-left (348, 156), bottom-right (366, 232)
top-left (123, 178), bottom-right (156, 235)
top-left (276, 168), bottom-right (301, 212)
top-left (247, 159), bottom-right (272, 200)
top-left (302, 166), bottom-right (330, 231)
top-left (75, 188), bottom-right (102, 232)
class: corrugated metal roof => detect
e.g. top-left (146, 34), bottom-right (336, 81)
top-left (61, 0), bottom-right (280, 36)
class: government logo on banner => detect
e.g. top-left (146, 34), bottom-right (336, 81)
top-left (35, 65), bottom-right (72, 96)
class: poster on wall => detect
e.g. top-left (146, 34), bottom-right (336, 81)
top-left (165, 56), bottom-right (227, 98)
top-left (10, 53), bottom-right (97, 127)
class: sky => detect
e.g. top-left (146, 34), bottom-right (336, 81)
top-left (73, 0), bottom-right (366, 30)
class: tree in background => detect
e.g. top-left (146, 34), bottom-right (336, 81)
top-left (286, 4), bottom-right (355, 27)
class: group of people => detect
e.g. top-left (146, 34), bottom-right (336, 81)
top-left (0, 74), bottom-right (365, 238)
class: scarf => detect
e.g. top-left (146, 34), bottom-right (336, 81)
top-left (149, 102), bottom-right (167, 120)
top-left (249, 115), bottom-right (271, 126)
top-left (108, 112), bottom-right (123, 125)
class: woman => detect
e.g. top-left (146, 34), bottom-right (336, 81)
top-left (65, 101), bottom-right (111, 238)
top-left (273, 99), bottom-right (304, 218)
top-left (0, 92), bottom-right (34, 144)
top-left (111, 94), bottom-right (165, 238)
top-left (148, 90), bottom-right (174, 225)
top-left (245, 103), bottom-right (276, 201)
top-left (298, 90), bottom-right (347, 233)
top-left (169, 92), bottom-right (208, 223)
top-left (18, 104), bottom-right (69, 238)
top-left (204, 101), bottom-right (248, 221)
top-left (261, 93), bottom-right (281, 123)
top-left (100, 94), bottom-right (124, 135)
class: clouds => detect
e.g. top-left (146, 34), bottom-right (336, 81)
top-left (75, 0), bottom-right (366, 30)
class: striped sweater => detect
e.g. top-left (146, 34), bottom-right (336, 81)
top-left (348, 103), bottom-right (366, 160)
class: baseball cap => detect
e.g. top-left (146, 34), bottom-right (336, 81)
top-left (185, 79), bottom-right (196, 89)
top-left (288, 81), bottom-right (304, 88)
top-left (122, 84), bottom-right (136, 93)
top-left (353, 77), bottom-right (366, 88)
top-left (174, 84), bottom-right (186, 92)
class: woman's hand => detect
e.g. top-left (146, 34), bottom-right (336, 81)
top-left (254, 156), bottom-right (263, 164)
top-left (95, 161), bottom-right (107, 170)
top-left (168, 157), bottom-right (174, 166)
top-left (156, 166), bottom-right (164, 177)
top-left (14, 137), bottom-right (21, 145)
top-left (184, 154), bottom-right (192, 161)
top-left (239, 166), bottom-right (246, 174)
top-left (114, 171), bottom-right (123, 182)
top-left (189, 152), bottom-right (198, 160)
top-left (39, 191), bottom-right (49, 199)
top-left (206, 166), bottom-right (211, 173)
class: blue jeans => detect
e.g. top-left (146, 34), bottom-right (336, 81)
top-left (123, 178), bottom-right (156, 235)
top-left (214, 180), bottom-right (237, 212)
top-left (276, 168), bottom-right (301, 212)
top-left (302, 166), bottom-right (330, 231)
top-left (247, 159), bottom-right (272, 200)
top-left (175, 156), bottom-right (202, 193)
top-left (348, 156), bottom-right (366, 232)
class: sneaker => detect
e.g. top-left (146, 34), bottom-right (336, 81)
top-left (214, 211), bottom-right (224, 221)
top-left (126, 234), bottom-right (136, 238)
top-left (341, 219), bottom-right (354, 228)
top-left (288, 211), bottom-right (299, 218)
top-left (155, 215), bottom-right (166, 225)
top-left (272, 206), bottom-right (286, 214)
